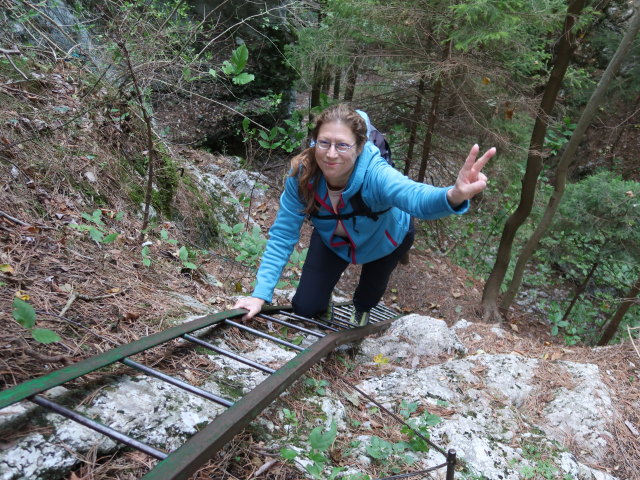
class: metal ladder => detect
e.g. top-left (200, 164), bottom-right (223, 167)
top-left (2, 303), bottom-right (424, 479)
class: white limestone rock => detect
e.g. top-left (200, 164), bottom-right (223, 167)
top-left (358, 314), bottom-right (466, 362)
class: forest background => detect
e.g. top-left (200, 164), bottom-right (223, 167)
top-left (1, 0), bottom-right (639, 478)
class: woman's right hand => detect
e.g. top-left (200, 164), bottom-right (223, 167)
top-left (233, 296), bottom-right (265, 321)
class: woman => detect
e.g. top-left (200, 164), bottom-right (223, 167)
top-left (234, 104), bottom-right (495, 325)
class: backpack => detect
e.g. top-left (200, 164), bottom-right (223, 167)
top-left (368, 126), bottom-right (393, 167)
top-left (312, 117), bottom-right (393, 223)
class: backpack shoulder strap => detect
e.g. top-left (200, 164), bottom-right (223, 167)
top-left (312, 189), bottom-right (391, 221)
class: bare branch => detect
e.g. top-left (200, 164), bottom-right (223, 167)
top-left (3, 53), bottom-right (29, 80)
top-left (0, 210), bottom-right (31, 227)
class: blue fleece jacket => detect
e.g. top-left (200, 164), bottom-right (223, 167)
top-left (251, 141), bottom-right (469, 302)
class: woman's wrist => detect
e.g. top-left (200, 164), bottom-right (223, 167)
top-left (446, 187), bottom-right (465, 209)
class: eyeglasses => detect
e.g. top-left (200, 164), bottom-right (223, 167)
top-left (315, 140), bottom-right (355, 153)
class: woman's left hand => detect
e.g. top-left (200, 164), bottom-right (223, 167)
top-left (446, 144), bottom-right (496, 208)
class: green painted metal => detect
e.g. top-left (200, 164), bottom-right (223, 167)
top-left (1, 303), bottom-right (403, 480)
top-left (0, 309), bottom-right (249, 409)
top-left (142, 314), bottom-right (399, 480)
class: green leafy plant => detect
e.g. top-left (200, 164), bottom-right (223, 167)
top-left (362, 405), bottom-right (441, 473)
top-left (213, 44), bottom-right (255, 85)
top-left (70, 209), bottom-right (121, 244)
top-left (398, 399), bottom-right (419, 419)
top-left (220, 223), bottom-right (267, 269)
top-left (242, 108), bottom-right (308, 154)
top-left (277, 247), bottom-right (308, 289)
top-left (365, 436), bottom-right (397, 460)
top-left (514, 440), bottom-right (568, 480)
top-left (178, 245), bottom-right (198, 270)
top-left (400, 410), bottom-right (441, 453)
top-left (282, 408), bottom-right (299, 428)
top-left (304, 377), bottom-right (329, 396)
top-left (139, 229), bottom-right (200, 270)
top-left (12, 297), bottom-right (61, 344)
top-left (280, 421), bottom-right (360, 480)
top-left (544, 116), bottom-right (576, 156)
top-left (141, 245), bottom-right (152, 267)
top-left (160, 228), bottom-right (178, 245)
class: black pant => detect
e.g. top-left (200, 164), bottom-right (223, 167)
top-left (291, 222), bottom-right (415, 317)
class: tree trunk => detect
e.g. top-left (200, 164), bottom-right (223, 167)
top-left (343, 56), bottom-right (360, 102)
top-left (310, 60), bottom-right (324, 110)
top-left (332, 67), bottom-right (341, 100)
top-left (481, 0), bottom-right (587, 321)
top-left (598, 275), bottom-right (640, 345)
top-left (417, 42), bottom-right (450, 183)
top-left (561, 261), bottom-right (599, 324)
top-left (321, 66), bottom-right (332, 97)
top-left (500, 5), bottom-right (640, 312)
top-left (404, 75), bottom-right (425, 177)
top-left (417, 75), bottom-right (442, 183)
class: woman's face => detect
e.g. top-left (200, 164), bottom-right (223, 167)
top-left (314, 121), bottom-right (361, 188)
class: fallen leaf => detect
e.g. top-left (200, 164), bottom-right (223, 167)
top-left (509, 323), bottom-right (519, 332)
top-left (105, 287), bottom-right (121, 294)
top-left (14, 290), bottom-right (29, 300)
top-left (21, 225), bottom-right (40, 234)
top-left (0, 264), bottom-right (14, 274)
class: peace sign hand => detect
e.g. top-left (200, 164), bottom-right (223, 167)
top-left (446, 144), bottom-right (495, 208)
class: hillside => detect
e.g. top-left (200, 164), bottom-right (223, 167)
top-left (1, 57), bottom-right (639, 480)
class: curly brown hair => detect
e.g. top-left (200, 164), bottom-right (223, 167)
top-left (290, 104), bottom-right (368, 215)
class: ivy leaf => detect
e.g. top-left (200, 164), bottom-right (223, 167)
top-left (13, 297), bottom-right (36, 329)
top-left (178, 246), bottom-right (189, 262)
top-left (280, 448), bottom-right (297, 461)
top-left (422, 412), bottom-right (441, 427)
top-left (182, 261), bottom-right (198, 270)
top-left (89, 227), bottom-right (104, 243)
top-left (32, 328), bottom-right (61, 344)
top-left (309, 421), bottom-right (337, 452)
top-left (103, 233), bottom-right (119, 243)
